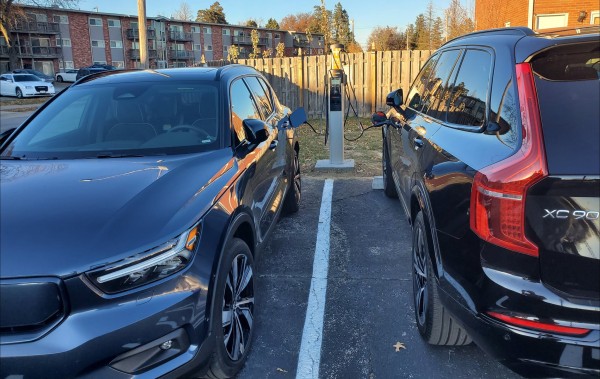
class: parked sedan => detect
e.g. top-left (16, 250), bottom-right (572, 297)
top-left (0, 65), bottom-right (304, 379)
top-left (373, 27), bottom-right (599, 378)
top-left (0, 74), bottom-right (55, 98)
top-left (11, 68), bottom-right (54, 83)
top-left (55, 69), bottom-right (78, 82)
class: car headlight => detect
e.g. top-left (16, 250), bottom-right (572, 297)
top-left (87, 224), bottom-right (200, 294)
top-left (25, 86), bottom-right (33, 89)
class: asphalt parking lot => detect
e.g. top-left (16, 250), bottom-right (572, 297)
top-left (237, 178), bottom-right (520, 379)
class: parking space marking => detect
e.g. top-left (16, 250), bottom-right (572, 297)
top-left (295, 179), bottom-right (334, 379)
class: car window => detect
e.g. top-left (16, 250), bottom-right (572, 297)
top-left (2, 81), bottom-right (220, 159)
top-left (258, 77), bottom-right (275, 108)
top-left (421, 49), bottom-right (462, 120)
top-left (446, 49), bottom-right (492, 127)
top-left (405, 54), bottom-right (440, 112)
top-left (244, 76), bottom-right (273, 118)
top-left (230, 79), bottom-right (261, 144)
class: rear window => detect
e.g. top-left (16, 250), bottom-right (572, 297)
top-left (531, 41), bottom-right (600, 174)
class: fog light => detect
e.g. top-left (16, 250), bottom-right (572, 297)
top-left (160, 340), bottom-right (173, 350)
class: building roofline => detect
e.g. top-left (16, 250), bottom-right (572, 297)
top-left (19, 5), bottom-right (323, 36)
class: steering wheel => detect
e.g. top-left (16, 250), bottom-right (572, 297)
top-left (167, 125), bottom-right (211, 139)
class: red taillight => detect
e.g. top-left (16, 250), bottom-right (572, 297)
top-left (470, 63), bottom-right (548, 257)
top-left (487, 311), bottom-right (591, 336)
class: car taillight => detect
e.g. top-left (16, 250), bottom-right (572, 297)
top-left (470, 63), bottom-right (548, 257)
top-left (487, 312), bottom-right (591, 336)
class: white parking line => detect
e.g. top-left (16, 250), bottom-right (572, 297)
top-left (296, 179), bottom-right (334, 379)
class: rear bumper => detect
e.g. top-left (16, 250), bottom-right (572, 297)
top-left (440, 267), bottom-right (600, 378)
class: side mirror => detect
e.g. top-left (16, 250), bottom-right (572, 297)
top-left (371, 111), bottom-right (387, 125)
top-left (386, 89), bottom-right (403, 110)
top-left (289, 107), bottom-right (307, 128)
top-left (242, 119), bottom-right (270, 145)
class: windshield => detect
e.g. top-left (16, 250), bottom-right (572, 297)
top-left (1, 80), bottom-right (220, 159)
top-left (14, 75), bottom-right (42, 82)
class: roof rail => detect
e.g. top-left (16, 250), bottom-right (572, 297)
top-left (215, 64), bottom-right (250, 81)
top-left (443, 27), bottom-right (535, 46)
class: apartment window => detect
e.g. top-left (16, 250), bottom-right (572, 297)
top-left (193, 44), bottom-right (201, 51)
top-left (108, 19), bottom-right (121, 27)
top-left (536, 13), bottom-right (568, 29)
top-left (59, 61), bottom-right (74, 69)
top-left (91, 40), bottom-right (105, 48)
top-left (53, 15), bottom-right (68, 24)
top-left (56, 38), bottom-right (71, 47)
top-left (89, 18), bottom-right (102, 26)
top-left (203, 27), bottom-right (212, 34)
top-left (174, 62), bottom-right (186, 68)
top-left (191, 26), bottom-right (201, 33)
top-left (170, 25), bottom-right (183, 32)
top-left (591, 10), bottom-right (600, 25)
top-left (131, 41), bottom-right (140, 49)
top-left (110, 40), bottom-right (123, 48)
top-left (34, 14), bottom-right (48, 22)
top-left (274, 33), bottom-right (280, 39)
top-left (130, 21), bottom-right (138, 29)
top-left (223, 28), bottom-right (230, 35)
top-left (112, 61), bottom-right (124, 69)
top-left (266, 32), bottom-right (272, 39)
top-left (205, 45), bottom-right (213, 51)
top-left (94, 61), bottom-right (107, 65)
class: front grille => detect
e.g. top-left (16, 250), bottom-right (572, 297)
top-left (35, 86), bottom-right (48, 92)
top-left (0, 278), bottom-right (65, 336)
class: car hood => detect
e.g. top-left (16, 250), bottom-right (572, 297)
top-left (0, 149), bottom-right (235, 278)
top-left (18, 80), bottom-right (53, 87)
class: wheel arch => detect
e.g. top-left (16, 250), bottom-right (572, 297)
top-left (411, 182), bottom-right (444, 279)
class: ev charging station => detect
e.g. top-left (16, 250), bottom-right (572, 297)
top-left (315, 44), bottom-right (355, 171)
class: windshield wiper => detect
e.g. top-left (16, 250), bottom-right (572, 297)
top-left (94, 153), bottom-right (146, 158)
top-left (0, 156), bottom-right (24, 160)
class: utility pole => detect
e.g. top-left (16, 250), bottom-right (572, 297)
top-left (137, 0), bottom-right (148, 69)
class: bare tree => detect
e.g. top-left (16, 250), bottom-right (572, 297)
top-left (1, 0), bottom-right (80, 69)
top-left (172, 2), bottom-right (193, 21)
top-left (367, 26), bottom-right (404, 51)
top-left (445, 0), bottom-right (475, 40)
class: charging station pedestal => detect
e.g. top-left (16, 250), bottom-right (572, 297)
top-left (316, 44), bottom-right (355, 171)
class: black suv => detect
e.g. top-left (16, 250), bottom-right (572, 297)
top-left (374, 27), bottom-right (599, 378)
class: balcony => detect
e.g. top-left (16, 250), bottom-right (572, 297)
top-left (232, 36), bottom-right (268, 46)
top-left (128, 49), bottom-right (158, 60)
top-left (169, 50), bottom-right (194, 59)
top-left (12, 21), bottom-right (60, 34)
top-left (168, 31), bottom-right (193, 41)
top-left (126, 28), bottom-right (157, 40)
top-left (0, 45), bottom-right (62, 58)
top-left (292, 36), bottom-right (311, 48)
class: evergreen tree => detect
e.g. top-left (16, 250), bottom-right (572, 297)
top-left (265, 18), bottom-right (279, 30)
top-left (196, 1), bottom-right (227, 24)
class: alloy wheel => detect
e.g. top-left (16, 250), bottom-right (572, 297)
top-left (222, 254), bottom-right (254, 362)
top-left (413, 225), bottom-right (428, 326)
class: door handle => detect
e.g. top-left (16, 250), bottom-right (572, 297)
top-left (269, 140), bottom-right (278, 150)
top-left (413, 137), bottom-right (424, 149)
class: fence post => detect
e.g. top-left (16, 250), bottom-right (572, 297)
top-left (298, 55), bottom-right (304, 108)
top-left (370, 51), bottom-right (377, 113)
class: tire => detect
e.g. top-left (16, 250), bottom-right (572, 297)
top-left (206, 238), bottom-right (255, 379)
top-left (282, 147), bottom-right (301, 214)
top-left (382, 129), bottom-right (397, 198)
top-left (57, 76), bottom-right (63, 83)
top-left (15, 88), bottom-right (23, 99)
top-left (412, 211), bottom-right (471, 346)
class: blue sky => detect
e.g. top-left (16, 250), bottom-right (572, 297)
top-left (76, 0), bottom-right (462, 48)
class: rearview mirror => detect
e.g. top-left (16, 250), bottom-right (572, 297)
top-left (386, 89), bottom-right (403, 110)
top-left (289, 107), bottom-right (307, 128)
top-left (242, 119), bottom-right (270, 145)
top-left (371, 111), bottom-right (387, 125)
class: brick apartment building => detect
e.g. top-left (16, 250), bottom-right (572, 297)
top-left (475, 0), bottom-right (599, 31)
top-left (0, 6), bottom-right (324, 75)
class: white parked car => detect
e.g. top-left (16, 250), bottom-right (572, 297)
top-left (0, 74), bottom-right (55, 98)
top-left (55, 69), bottom-right (78, 83)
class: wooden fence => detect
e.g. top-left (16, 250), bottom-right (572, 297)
top-left (231, 50), bottom-right (432, 118)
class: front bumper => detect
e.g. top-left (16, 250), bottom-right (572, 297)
top-left (0, 270), bottom-right (211, 379)
top-left (440, 266), bottom-right (600, 378)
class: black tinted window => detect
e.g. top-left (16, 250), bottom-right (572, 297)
top-left (406, 54), bottom-right (439, 112)
top-left (531, 42), bottom-right (599, 81)
top-left (244, 76), bottom-right (273, 117)
top-left (446, 49), bottom-right (492, 127)
top-left (422, 49), bottom-right (461, 120)
top-left (230, 79), bottom-right (260, 144)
